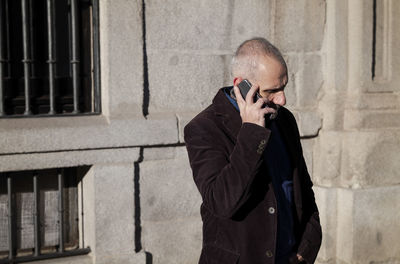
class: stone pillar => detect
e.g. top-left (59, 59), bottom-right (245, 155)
top-left (315, 0), bottom-right (400, 263)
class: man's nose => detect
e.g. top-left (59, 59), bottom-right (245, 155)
top-left (272, 91), bottom-right (286, 106)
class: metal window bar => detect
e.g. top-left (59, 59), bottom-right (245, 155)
top-left (0, 170), bottom-right (91, 264)
top-left (7, 175), bottom-right (14, 262)
top-left (21, 0), bottom-right (32, 115)
top-left (0, 0), bottom-right (5, 116)
top-left (92, 0), bottom-right (101, 113)
top-left (70, 0), bottom-right (80, 114)
top-left (58, 169), bottom-right (64, 253)
top-left (46, 0), bottom-right (56, 114)
top-left (33, 173), bottom-right (40, 257)
top-left (28, 0), bottom-right (35, 78)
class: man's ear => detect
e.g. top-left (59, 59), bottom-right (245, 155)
top-left (233, 77), bottom-right (243, 86)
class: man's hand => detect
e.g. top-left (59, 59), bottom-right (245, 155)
top-left (233, 84), bottom-right (276, 127)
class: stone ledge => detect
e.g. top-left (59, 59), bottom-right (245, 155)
top-left (29, 254), bottom-right (92, 264)
top-left (0, 114), bottom-right (178, 155)
top-left (0, 147), bottom-right (140, 172)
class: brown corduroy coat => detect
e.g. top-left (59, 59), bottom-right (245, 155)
top-left (184, 88), bottom-right (322, 264)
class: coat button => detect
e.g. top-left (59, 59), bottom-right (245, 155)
top-left (265, 250), bottom-right (273, 257)
top-left (268, 207), bottom-right (275, 214)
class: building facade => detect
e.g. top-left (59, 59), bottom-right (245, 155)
top-left (0, 0), bottom-right (399, 263)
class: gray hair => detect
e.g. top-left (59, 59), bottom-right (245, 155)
top-left (231, 37), bottom-right (287, 79)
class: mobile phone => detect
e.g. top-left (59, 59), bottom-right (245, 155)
top-left (237, 79), bottom-right (262, 103)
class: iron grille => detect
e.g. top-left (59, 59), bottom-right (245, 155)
top-left (0, 0), bottom-right (100, 117)
top-left (0, 167), bottom-right (90, 263)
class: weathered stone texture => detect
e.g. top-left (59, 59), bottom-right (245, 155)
top-left (140, 147), bottom-right (201, 221)
top-left (341, 131), bottom-right (400, 188)
top-left (100, 0), bottom-right (144, 116)
top-left (0, 148), bottom-right (140, 172)
top-left (229, 0), bottom-right (273, 50)
top-left (147, 51), bottom-right (230, 113)
top-left (146, 0), bottom-right (231, 51)
top-left (300, 138), bottom-right (316, 178)
top-left (336, 187), bottom-right (400, 264)
top-left (142, 217), bottom-right (202, 264)
top-left (146, 0), bottom-right (273, 52)
top-left (298, 54), bottom-right (324, 108)
top-left (0, 115), bottom-right (178, 154)
top-left (83, 164), bottom-right (146, 264)
top-left (314, 186), bottom-right (337, 263)
top-left (313, 131), bottom-right (342, 187)
top-left (283, 54), bottom-right (299, 108)
top-left (140, 146), bottom-right (202, 263)
top-left (274, 0), bottom-right (326, 52)
top-left (177, 112), bottom-right (198, 143)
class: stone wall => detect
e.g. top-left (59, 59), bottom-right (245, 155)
top-left (0, 0), bottom-right (399, 263)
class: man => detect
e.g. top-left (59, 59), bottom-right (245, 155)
top-left (184, 38), bottom-right (322, 264)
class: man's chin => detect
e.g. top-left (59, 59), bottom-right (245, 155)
top-left (268, 105), bottom-right (280, 120)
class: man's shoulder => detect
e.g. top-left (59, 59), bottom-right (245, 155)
top-left (184, 104), bottom-right (218, 136)
top-left (184, 88), bottom-right (231, 133)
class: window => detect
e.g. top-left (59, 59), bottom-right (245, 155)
top-left (0, 167), bottom-right (90, 263)
top-left (0, 0), bottom-right (100, 117)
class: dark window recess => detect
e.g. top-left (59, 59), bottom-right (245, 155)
top-left (0, 167), bottom-right (90, 263)
top-left (0, 0), bottom-right (100, 117)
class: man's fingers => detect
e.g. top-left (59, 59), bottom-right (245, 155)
top-left (262, 106), bottom-right (276, 115)
top-left (233, 86), bottom-right (245, 106)
top-left (245, 84), bottom-right (259, 104)
top-left (255, 98), bottom-right (265, 108)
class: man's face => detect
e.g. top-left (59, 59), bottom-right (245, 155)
top-left (253, 56), bottom-right (287, 107)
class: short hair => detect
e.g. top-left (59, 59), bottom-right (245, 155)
top-left (231, 37), bottom-right (287, 79)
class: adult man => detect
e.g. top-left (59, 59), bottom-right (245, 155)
top-left (184, 38), bottom-right (322, 264)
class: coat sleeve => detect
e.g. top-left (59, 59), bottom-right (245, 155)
top-left (184, 117), bottom-right (270, 219)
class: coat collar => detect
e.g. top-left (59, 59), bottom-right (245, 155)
top-left (212, 87), bottom-right (242, 142)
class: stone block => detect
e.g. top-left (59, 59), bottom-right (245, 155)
top-left (142, 217), bottom-right (202, 264)
top-left (146, 0), bottom-right (232, 51)
top-left (283, 54), bottom-right (299, 108)
top-left (313, 131), bottom-right (343, 187)
top-left (229, 0), bottom-right (273, 50)
top-left (298, 54), bottom-right (324, 108)
top-left (336, 186), bottom-right (400, 263)
top-left (147, 51), bottom-right (230, 113)
top-left (318, 93), bottom-right (346, 131)
top-left (140, 147), bottom-right (201, 221)
top-left (100, 0), bottom-right (144, 116)
top-left (275, 0), bottom-right (326, 52)
top-left (177, 112), bottom-right (198, 143)
top-left (313, 186), bottom-right (338, 263)
top-left (341, 131), bottom-right (400, 188)
top-left (300, 138), bottom-right (315, 178)
top-left (297, 111), bottom-right (322, 137)
top-left (344, 110), bottom-right (400, 130)
top-left (91, 164), bottom-right (136, 258)
top-left (143, 146), bottom-right (178, 161)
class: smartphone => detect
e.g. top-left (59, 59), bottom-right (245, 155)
top-left (237, 79), bottom-right (262, 103)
